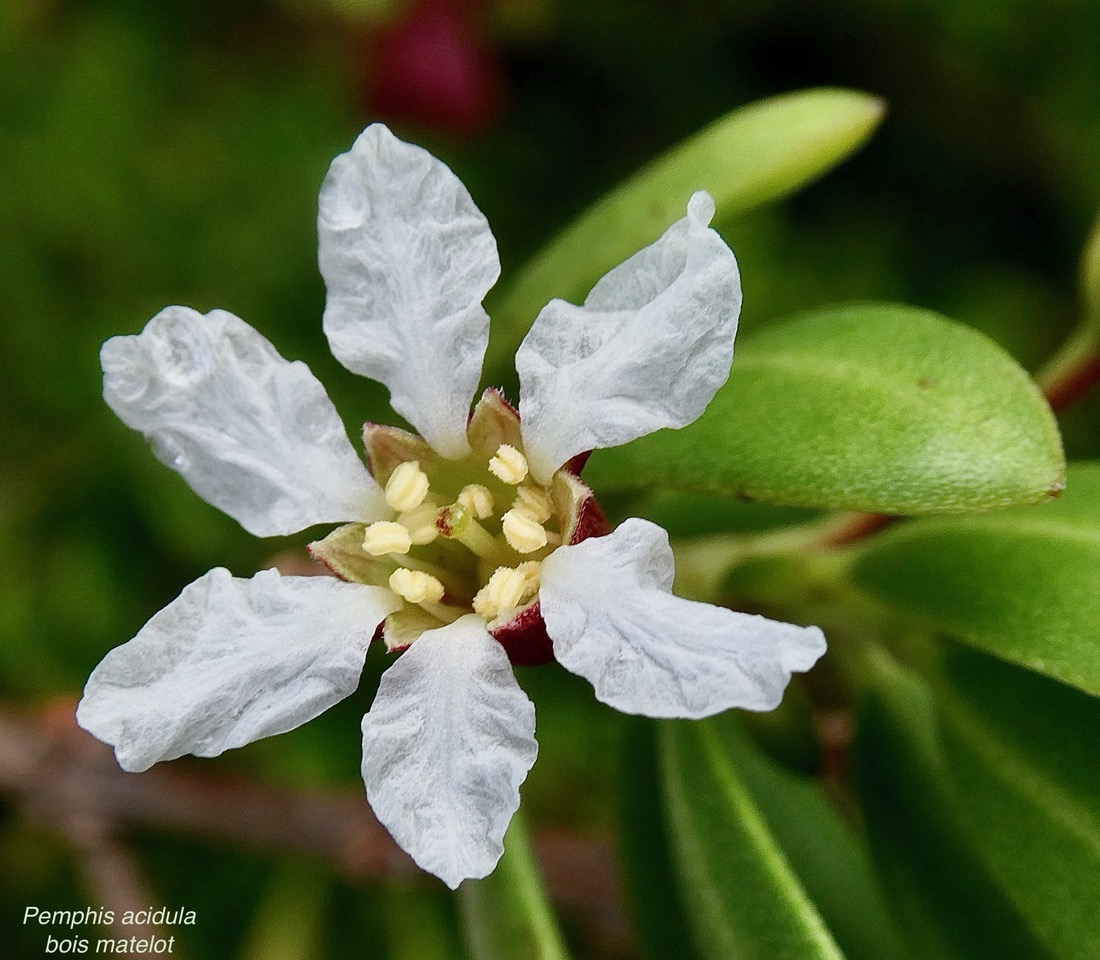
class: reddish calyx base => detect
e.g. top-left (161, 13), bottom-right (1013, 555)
top-left (309, 388), bottom-right (611, 667)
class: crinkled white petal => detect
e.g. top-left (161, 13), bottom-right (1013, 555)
top-left (318, 124), bottom-right (500, 459)
top-left (361, 615), bottom-right (537, 889)
top-left (76, 568), bottom-right (401, 772)
top-left (540, 518), bottom-right (825, 718)
top-left (517, 192), bottom-right (742, 482)
top-left (102, 306), bottom-right (384, 537)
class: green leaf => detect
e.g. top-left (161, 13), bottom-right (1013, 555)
top-left (587, 303), bottom-right (1065, 514)
top-left (933, 646), bottom-right (1100, 960)
top-left (458, 812), bottom-right (572, 960)
top-left (659, 719), bottom-right (846, 960)
top-left (488, 88), bottom-right (885, 365)
top-left (853, 655), bottom-right (1055, 960)
top-left (380, 887), bottom-right (464, 960)
top-left (1081, 210), bottom-right (1100, 331)
top-left (237, 867), bottom-right (328, 960)
top-left (618, 719), bottom-right (704, 960)
top-left (710, 718), bottom-right (907, 960)
top-left (851, 461), bottom-right (1100, 694)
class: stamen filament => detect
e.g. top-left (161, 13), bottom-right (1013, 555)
top-left (398, 502), bottom-right (440, 545)
top-left (437, 504), bottom-right (516, 565)
top-left (417, 599), bottom-right (466, 624)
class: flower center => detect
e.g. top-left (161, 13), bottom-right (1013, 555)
top-left (357, 443), bottom-right (563, 631)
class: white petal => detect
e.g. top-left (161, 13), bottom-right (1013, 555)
top-left (318, 124), bottom-right (500, 458)
top-left (103, 306), bottom-right (385, 537)
top-left (540, 519), bottom-right (825, 718)
top-left (361, 615), bottom-right (537, 888)
top-left (517, 192), bottom-right (742, 482)
top-left (77, 569), bottom-right (400, 772)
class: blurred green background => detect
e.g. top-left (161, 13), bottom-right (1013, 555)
top-left (2, 1), bottom-right (1098, 957)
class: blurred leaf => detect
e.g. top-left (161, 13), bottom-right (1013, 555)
top-left (851, 461), bottom-right (1100, 695)
top-left (618, 719), bottom-right (703, 960)
top-left (933, 647), bottom-right (1100, 960)
top-left (710, 717), bottom-right (907, 960)
top-left (381, 887), bottom-right (464, 960)
top-left (488, 88), bottom-right (885, 365)
top-left (853, 654), bottom-right (1055, 960)
top-left (588, 304), bottom-right (1065, 513)
top-left (1081, 210), bottom-right (1100, 330)
top-left (237, 867), bottom-right (327, 960)
top-left (458, 812), bottom-right (571, 960)
top-left (659, 720), bottom-right (846, 960)
top-left (641, 489), bottom-right (818, 538)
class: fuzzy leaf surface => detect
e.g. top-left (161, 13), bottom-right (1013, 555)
top-left (852, 462), bottom-right (1100, 694)
top-left (587, 304), bottom-right (1064, 514)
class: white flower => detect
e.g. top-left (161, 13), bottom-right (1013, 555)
top-left (78, 124), bottom-right (826, 889)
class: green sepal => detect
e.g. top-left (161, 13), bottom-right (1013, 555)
top-left (307, 522), bottom-right (390, 585)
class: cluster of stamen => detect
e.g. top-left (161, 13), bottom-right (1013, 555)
top-left (358, 444), bottom-right (560, 626)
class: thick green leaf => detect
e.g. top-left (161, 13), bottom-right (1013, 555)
top-left (458, 812), bottom-right (572, 960)
top-left (851, 461), bottom-right (1100, 694)
top-left (618, 719), bottom-right (704, 960)
top-left (710, 718), bottom-right (907, 960)
top-left (489, 88), bottom-right (884, 364)
top-left (660, 720), bottom-right (846, 960)
top-left (853, 656), bottom-right (1055, 960)
top-left (587, 304), bottom-right (1064, 513)
top-left (933, 646), bottom-right (1100, 960)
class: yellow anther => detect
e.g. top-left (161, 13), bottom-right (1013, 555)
top-left (362, 521), bottom-right (412, 556)
top-left (488, 444), bottom-right (529, 485)
top-left (512, 485), bottom-right (553, 523)
top-left (472, 562), bottom-right (541, 621)
top-left (501, 508), bottom-right (548, 554)
top-left (385, 460), bottom-right (430, 512)
top-left (398, 503), bottom-right (440, 545)
top-left (457, 483), bottom-right (495, 519)
top-left (515, 560), bottom-right (541, 594)
top-left (389, 568), bottom-right (445, 605)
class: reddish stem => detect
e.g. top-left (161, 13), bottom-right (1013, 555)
top-left (1042, 350), bottom-right (1100, 413)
